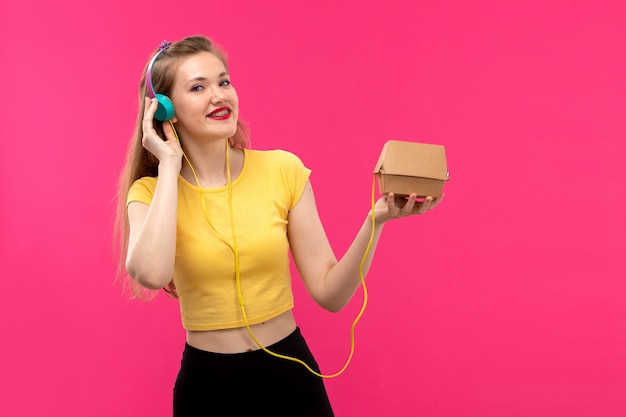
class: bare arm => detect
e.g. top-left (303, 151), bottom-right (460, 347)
top-left (125, 98), bottom-right (183, 289)
top-left (288, 180), bottom-right (443, 312)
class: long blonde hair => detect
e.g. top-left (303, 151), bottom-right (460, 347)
top-left (114, 36), bottom-right (249, 298)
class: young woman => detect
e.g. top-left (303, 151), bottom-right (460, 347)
top-left (115, 35), bottom-right (442, 417)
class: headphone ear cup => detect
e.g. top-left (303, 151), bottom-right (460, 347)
top-left (154, 94), bottom-right (175, 121)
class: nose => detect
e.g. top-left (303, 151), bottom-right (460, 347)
top-left (211, 88), bottom-right (228, 104)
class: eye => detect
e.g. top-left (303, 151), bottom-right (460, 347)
top-left (220, 80), bottom-right (231, 87)
top-left (191, 85), bottom-right (204, 92)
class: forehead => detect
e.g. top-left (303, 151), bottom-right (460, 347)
top-left (174, 52), bottom-right (227, 82)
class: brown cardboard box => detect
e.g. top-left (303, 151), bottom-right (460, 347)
top-left (374, 140), bottom-right (449, 198)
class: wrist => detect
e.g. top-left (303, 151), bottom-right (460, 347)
top-left (158, 158), bottom-right (182, 175)
top-left (367, 209), bottom-right (388, 228)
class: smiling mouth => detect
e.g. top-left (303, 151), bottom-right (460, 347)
top-left (208, 107), bottom-right (231, 119)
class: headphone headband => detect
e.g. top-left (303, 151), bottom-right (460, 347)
top-left (145, 40), bottom-right (175, 121)
top-left (146, 40), bottom-right (171, 99)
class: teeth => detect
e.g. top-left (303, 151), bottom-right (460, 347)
top-left (210, 109), bottom-right (229, 117)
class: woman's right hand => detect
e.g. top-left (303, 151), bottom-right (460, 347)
top-left (141, 97), bottom-right (183, 167)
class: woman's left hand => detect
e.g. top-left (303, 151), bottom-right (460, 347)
top-left (372, 193), bottom-right (444, 224)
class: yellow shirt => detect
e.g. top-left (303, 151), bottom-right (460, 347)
top-left (127, 149), bottom-right (311, 330)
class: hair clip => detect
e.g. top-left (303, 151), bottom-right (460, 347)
top-left (158, 40), bottom-right (172, 51)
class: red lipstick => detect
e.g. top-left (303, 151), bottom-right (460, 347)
top-left (207, 107), bottom-right (231, 120)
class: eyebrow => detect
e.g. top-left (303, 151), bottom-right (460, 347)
top-left (185, 72), bottom-right (230, 85)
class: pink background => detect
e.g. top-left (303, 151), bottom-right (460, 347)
top-left (1, 1), bottom-right (625, 416)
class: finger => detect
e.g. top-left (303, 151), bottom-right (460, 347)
top-left (391, 194), bottom-right (414, 208)
top-left (401, 193), bottom-right (418, 215)
top-left (161, 121), bottom-right (177, 143)
top-left (415, 196), bottom-right (432, 214)
top-left (143, 97), bottom-right (155, 118)
top-left (387, 193), bottom-right (401, 217)
top-left (142, 98), bottom-right (158, 129)
top-left (429, 194), bottom-right (445, 209)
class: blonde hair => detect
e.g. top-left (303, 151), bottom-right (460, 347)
top-left (114, 36), bottom-right (249, 298)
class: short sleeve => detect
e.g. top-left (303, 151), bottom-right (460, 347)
top-left (277, 150), bottom-right (311, 209)
top-left (126, 176), bottom-right (158, 206)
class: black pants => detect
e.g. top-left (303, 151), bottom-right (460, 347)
top-left (173, 328), bottom-right (335, 417)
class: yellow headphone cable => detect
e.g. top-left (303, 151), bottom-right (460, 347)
top-left (170, 121), bottom-right (376, 378)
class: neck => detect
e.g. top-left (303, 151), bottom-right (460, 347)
top-left (180, 138), bottom-right (242, 188)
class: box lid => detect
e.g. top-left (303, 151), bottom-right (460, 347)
top-left (373, 140), bottom-right (449, 181)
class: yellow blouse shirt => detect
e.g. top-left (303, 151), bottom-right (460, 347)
top-left (127, 149), bottom-right (311, 330)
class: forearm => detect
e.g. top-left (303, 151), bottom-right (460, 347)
top-left (126, 161), bottom-right (180, 289)
top-left (320, 212), bottom-right (385, 312)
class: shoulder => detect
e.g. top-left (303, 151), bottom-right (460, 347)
top-left (246, 148), bottom-right (308, 169)
top-left (247, 149), bottom-right (311, 206)
top-left (130, 176), bottom-right (158, 192)
top-left (127, 176), bottom-right (158, 205)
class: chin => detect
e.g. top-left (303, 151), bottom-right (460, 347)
top-left (225, 122), bottom-right (240, 138)
top-left (202, 124), bottom-right (238, 140)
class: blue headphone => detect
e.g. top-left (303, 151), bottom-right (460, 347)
top-left (146, 40), bottom-right (175, 121)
